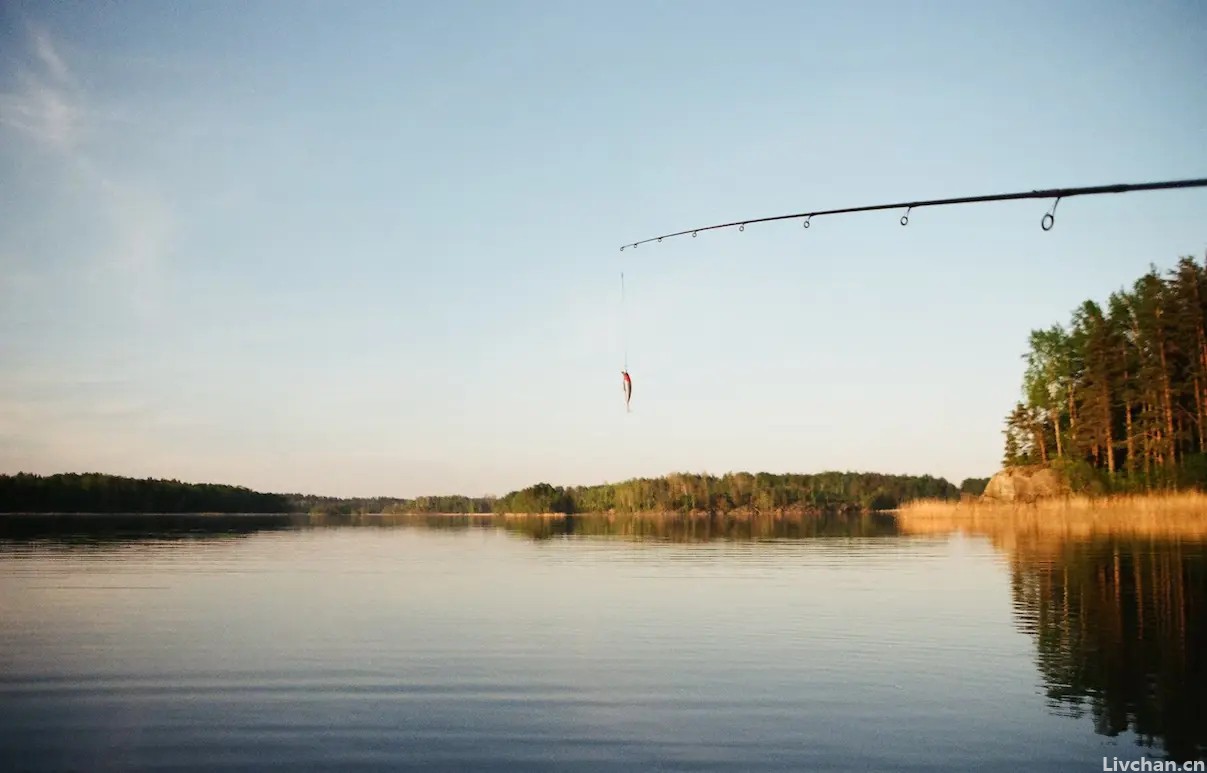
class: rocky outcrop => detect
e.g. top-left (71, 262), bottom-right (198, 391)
top-left (981, 465), bottom-right (1069, 503)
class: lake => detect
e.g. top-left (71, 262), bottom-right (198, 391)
top-left (1, 512), bottom-right (1203, 771)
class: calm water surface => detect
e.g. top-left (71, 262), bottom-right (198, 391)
top-left (0, 513), bottom-right (1203, 771)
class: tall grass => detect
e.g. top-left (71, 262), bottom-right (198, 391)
top-left (897, 492), bottom-right (1207, 540)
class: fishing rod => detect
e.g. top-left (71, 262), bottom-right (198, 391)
top-left (618, 177), bottom-right (1207, 251)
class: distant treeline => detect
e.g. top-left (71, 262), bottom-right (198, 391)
top-left (289, 493), bottom-right (494, 516)
top-left (0, 472), bottom-right (292, 513)
top-left (1004, 255), bottom-right (1207, 492)
top-left (1, 470), bottom-right (971, 515)
top-left (491, 471), bottom-right (962, 514)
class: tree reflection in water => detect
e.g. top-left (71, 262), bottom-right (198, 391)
top-left (1008, 536), bottom-right (1206, 761)
top-left (898, 509), bottom-right (1206, 763)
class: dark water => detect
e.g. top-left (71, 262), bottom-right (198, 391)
top-left (0, 513), bottom-right (1203, 771)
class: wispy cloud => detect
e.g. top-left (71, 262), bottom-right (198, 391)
top-left (0, 25), bottom-right (83, 150)
top-left (31, 26), bottom-right (73, 86)
top-left (0, 73), bottom-right (81, 150)
top-left (0, 24), bottom-right (184, 475)
top-left (1, 23), bottom-right (175, 312)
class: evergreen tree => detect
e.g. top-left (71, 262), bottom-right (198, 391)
top-left (1005, 253), bottom-right (1207, 492)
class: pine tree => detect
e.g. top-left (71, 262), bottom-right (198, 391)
top-left (1006, 255), bottom-right (1207, 492)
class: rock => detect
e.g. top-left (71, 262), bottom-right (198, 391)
top-left (982, 465), bottom-right (1068, 503)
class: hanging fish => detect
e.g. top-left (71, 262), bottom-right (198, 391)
top-left (619, 271), bottom-right (633, 413)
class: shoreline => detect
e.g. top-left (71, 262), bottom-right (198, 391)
top-left (3, 488), bottom-right (1204, 520)
top-left (0, 508), bottom-right (888, 518)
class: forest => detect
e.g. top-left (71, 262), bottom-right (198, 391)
top-left (490, 471), bottom-right (961, 515)
top-left (1003, 254), bottom-right (1207, 491)
top-left (0, 471), bottom-right (967, 514)
top-left (0, 474), bottom-right (496, 515)
top-left (0, 472), bottom-right (292, 513)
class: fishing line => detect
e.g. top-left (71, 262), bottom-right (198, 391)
top-left (618, 177), bottom-right (1207, 250)
top-left (620, 270), bottom-right (628, 371)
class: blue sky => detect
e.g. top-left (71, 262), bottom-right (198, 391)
top-left (2, 1), bottom-right (1205, 498)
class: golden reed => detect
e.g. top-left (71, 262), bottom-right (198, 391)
top-left (897, 492), bottom-right (1207, 540)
